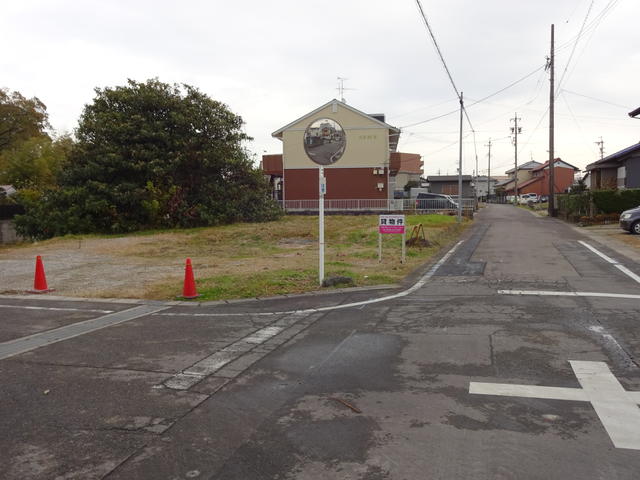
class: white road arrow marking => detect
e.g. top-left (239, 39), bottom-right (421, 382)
top-left (470, 361), bottom-right (640, 450)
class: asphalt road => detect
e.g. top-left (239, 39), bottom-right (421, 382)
top-left (1, 204), bottom-right (640, 479)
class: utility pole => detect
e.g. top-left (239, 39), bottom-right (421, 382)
top-left (510, 114), bottom-right (522, 203)
top-left (485, 138), bottom-right (492, 203)
top-left (548, 24), bottom-right (556, 217)
top-left (457, 92), bottom-right (464, 222)
top-left (595, 136), bottom-right (604, 160)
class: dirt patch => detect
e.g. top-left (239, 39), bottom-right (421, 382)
top-left (0, 215), bottom-right (465, 300)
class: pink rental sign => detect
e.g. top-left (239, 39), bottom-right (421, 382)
top-left (379, 215), bottom-right (405, 234)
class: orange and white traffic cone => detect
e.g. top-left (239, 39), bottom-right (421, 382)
top-left (181, 258), bottom-right (200, 299)
top-left (30, 255), bottom-right (52, 293)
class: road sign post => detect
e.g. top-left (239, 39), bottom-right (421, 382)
top-left (319, 166), bottom-right (326, 285)
top-left (302, 116), bottom-right (346, 287)
top-left (378, 215), bottom-right (406, 264)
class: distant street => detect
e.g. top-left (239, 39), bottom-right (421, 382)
top-left (2, 204), bottom-right (640, 479)
top-left (305, 142), bottom-right (343, 165)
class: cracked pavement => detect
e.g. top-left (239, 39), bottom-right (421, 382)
top-left (1, 204), bottom-right (640, 479)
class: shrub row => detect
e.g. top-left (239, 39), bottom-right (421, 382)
top-left (591, 189), bottom-right (640, 214)
top-left (578, 213), bottom-right (620, 226)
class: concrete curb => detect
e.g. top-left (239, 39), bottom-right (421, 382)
top-left (0, 283), bottom-right (402, 308)
top-left (0, 225), bottom-right (473, 309)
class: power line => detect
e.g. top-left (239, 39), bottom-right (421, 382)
top-left (413, 0), bottom-right (477, 174)
top-left (468, 65), bottom-right (545, 108)
top-left (399, 65), bottom-right (545, 129)
top-left (388, 97), bottom-right (459, 121)
top-left (555, 0), bottom-right (594, 96)
top-left (414, 0), bottom-right (460, 98)
top-left (561, 89), bottom-right (631, 109)
top-left (556, 0), bottom-right (619, 53)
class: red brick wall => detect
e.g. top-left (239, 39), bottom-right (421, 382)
top-left (390, 152), bottom-right (423, 174)
top-left (262, 154), bottom-right (283, 175)
top-left (284, 168), bottom-right (388, 200)
top-left (519, 168), bottom-right (576, 195)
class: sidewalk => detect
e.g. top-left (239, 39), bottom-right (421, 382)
top-left (570, 224), bottom-right (640, 263)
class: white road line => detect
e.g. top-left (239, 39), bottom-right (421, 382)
top-left (0, 305), bottom-right (168, 360)
top-left (153, 240), bottom-right (465, 318)
top-left (579, 240), bottom-right (640, 284)
top-left (498, 290), bottom-right (640, 300)
top-left (0, 304), bottom-right (114, 314)
top-left (162, 324), bottom-right (290, 390)
top-left (470, 361), bottom-right (640, 450)
top-left (615, 264), bottom-right (640, 284)
top-left (578, 240), bottom-right (619, 264)
top-left (469, 383), bottom-right (589, 402)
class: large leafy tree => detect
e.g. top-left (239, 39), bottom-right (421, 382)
top-left (0, 134), bottom-right (72, 189)
top-left (16, 79), bottom-right (279, 238)
top-left (0, 88), bottom-right (50, 152)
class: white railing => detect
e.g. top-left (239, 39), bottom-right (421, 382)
top-left (279, 198), bottom-right (477, 213)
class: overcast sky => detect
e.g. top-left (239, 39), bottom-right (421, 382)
top-left (2, 0), bottom-right (638, 177)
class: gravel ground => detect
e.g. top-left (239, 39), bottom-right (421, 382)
top-left (0, 238), bottom-right (183, 299)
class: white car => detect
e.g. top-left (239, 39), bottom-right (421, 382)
top-left (518, 193), bottom-right (539, 204)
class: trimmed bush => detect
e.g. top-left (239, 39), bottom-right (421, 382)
top-left (592, 189), bottom-right (640, 214)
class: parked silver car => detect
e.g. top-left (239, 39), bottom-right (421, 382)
top-left (620, 206), bottom-right (640, 234)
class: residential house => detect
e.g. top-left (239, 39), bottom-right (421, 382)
top-left (501, 160), bottom-right (543, 195)
top-left (585, 143), bottom-right (640, 189)
top-left (517, 159), bottom-right (579, 195)
top-left (473, 175), bottom-right (509, 198)
top-left (263, 99), bottom-right (422, 208)
top-left (426, 175), bottom-right (475, 198)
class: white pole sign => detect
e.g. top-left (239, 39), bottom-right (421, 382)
top-left (378, 215), bottom-right (406, 263)
top-left (319, 166), bottom-right (325, 285)
top-left (302, 116), bottom-right (346, 287)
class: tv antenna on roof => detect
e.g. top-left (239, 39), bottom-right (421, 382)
top-left (337, 77), bottom-right (355, 103)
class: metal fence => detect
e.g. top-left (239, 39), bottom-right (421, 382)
top-left (279, 198), bottom-right (476, 213)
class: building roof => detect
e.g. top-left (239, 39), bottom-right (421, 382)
top-left (495, 178), bottom-right (514, 187)
top-left (531, 158), bottom-right (579, 172)
top-left (505, 160), bottom-right (542, 174)
top-left (271, 99), bottom-right (401, 151)
top-left (585, 142), bottom-right (640, 171)
top-left (426, 175), bottom-right (473, 182)
top-left (517, 176), bottom-right (542, 189)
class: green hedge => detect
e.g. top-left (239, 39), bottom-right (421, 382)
top-left (557, 193), bottom-right (591, 217)
top-left (592, 189), bottom-right (640, 214)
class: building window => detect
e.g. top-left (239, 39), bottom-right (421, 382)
top-left (617, 166), bottom-right (626, 189)
top-left (442, 184), bottom-right (459, 195)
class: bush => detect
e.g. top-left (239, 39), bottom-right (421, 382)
top-left (557, 192), bottom-right (591, 218)
top-left (14, 79), bottom-right (282, 239)
top-left (592, 189), bottom-right (640, 214)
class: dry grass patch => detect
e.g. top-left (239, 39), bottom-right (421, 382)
top-left (0, 214), bottom-right (467, 300)
top-left (582, 225), bottom-right (640, 250)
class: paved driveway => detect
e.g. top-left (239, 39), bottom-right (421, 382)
top-left (1, 204), bottom-right (640, 479)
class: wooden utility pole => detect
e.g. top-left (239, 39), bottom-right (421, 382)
top-left (486, 139), bottom-right (492, 202)
top-left (510, 114), bottom-right (521, 202)
top-left (548, 24), bottom-right (556, 217)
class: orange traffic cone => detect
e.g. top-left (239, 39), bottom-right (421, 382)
top-left (181, 258), bottom-right (199, 299)
top-left (30, 255), bottom-right (52, 293)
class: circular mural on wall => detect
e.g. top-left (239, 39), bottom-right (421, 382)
top-left (303, 118), bottom-right (346, 166)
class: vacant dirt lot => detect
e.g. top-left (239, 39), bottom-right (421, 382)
top-left (0, 215), bottom-right (465, 300)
